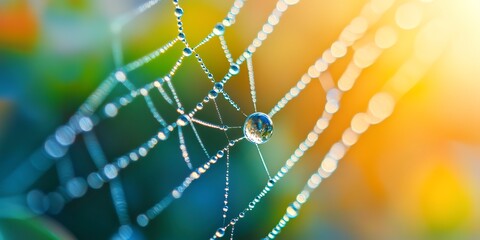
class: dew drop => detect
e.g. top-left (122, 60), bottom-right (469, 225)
top-left (229, 63), bottom-right (240, 75)
top-left (286, 205), bottom-right (298, 218)
top-left (208, 90), bottom-right (218, 99)
top-left (215, 228), bottom-right (225, 238)
top-left (137, 214), bottom-right (149, 227)
top-left (117, 225), bottom-right (133, 240)
top-left (104, 103), bottom-right (118, 118)
top-left (55, 126), bottom-right (75, 146)
top-left (117, 157), bottom-right (130, 168)
top-left (103, 164), bottom-right (118, 180)
top-left (66, 177), bottom-right (87, 198)
top-left (178, 32), bottom-right (185, 40)
top-left (129, 152), bottom-right (139, 161)
top-left (79, 116), bottom-right (93, 132)
top-left (209, 156), bottom-right (218, 164)
top-left (183, 47), bottom-right (192, 56)
top-left (213, 82), bottom-right (224, 93)
top-left (27, 190), bottom-right (48, 214)
top-left (177, 107), bottom-right (185, 115)
top-left (213, 23), bottom-right (225, 36)
top-left (115, 71), bottom-right (126, 82)
top-left (87, 172), bottom-right (104, 189)
top-left (267, 179), bottom-right (275, 188)
top-left (177, 114), bottom-right (191, 126)
top-left (243, 112), bottom-right (274, 144)
top-left (157, 129), bottom-right (170, 141)
top-left (44, 138), bottom-right (67, 158)
top-left (174, 7), bottom-right (183, 17)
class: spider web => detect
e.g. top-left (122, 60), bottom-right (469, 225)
top-left (0, 0), bottom-right (450, 239)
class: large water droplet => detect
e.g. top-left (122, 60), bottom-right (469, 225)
top-left (243, 112), bottom-right (274, 144)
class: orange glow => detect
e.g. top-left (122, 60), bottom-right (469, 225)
top-left (0, 2), bottom-right (38, 51)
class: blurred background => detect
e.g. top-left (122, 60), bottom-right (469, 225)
top-left (1, 0), bottom-right (480, 239)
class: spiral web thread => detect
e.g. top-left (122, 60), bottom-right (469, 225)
top-left (0, 0), bottom-right (451, 239)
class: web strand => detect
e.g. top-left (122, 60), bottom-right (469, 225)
top-left (246, 57), bottom-right (258, 112)
top-left (255, 144), bottom-right (271, 179)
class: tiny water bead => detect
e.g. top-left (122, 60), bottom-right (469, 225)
top-left (213, 23), bottom-right (225, 36)
top-left (215, 228), bottom-right (225, 238)
top-left (177, 114), bottom-right (191, 126)
top-left (229, 63), bottom-right (240, 75)
top-left (157, 128), bottom-right (171, 141)
top-left (183, 47), bottom-right (192, 56)
top-left (208, 90), bottom-right (218, 99)
top-left (243, 112), bottom-right (274, 144)
top-left (174, 7), bottom-right (183, 17)
top-left (213, 82), bottom-right (224, 93)
top-left (178, 32), bottom-right (185, 40)
top-left (114, 70), bottom-right (126, 82)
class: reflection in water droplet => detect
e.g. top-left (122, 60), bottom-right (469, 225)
top-left (243, 112), bottom-right (274, 144)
